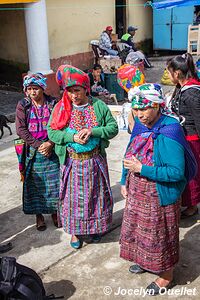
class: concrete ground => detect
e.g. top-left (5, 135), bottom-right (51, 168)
top-left (0, 56), bottom-right (200, 299)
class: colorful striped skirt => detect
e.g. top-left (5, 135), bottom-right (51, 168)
top-left (58, 153), bottom-right (113, 235)
top-left (182, 139), bottom-right (200, 207)
top-left (120, 173), bottom-right (180, 273)
top-left (23, 148), bottom-right (60, 214)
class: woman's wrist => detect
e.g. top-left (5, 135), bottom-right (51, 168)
top-left (48, 140), bottom-right (54, 146)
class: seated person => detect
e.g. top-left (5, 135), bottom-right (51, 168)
top-left (88, 64), bottom-right (118, 104)
top-left (121, 25), bottom-right (138, 51)
top-left (88, 64), bottom-right (108, 97)
top-left (121, 25), bottom-right (152, 68)
top-left (99, 26), bottom-right (118, 56)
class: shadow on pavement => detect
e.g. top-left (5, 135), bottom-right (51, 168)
top-left (175, 224), bottom-right (200, 285)
top-left (0, 205), bottom-right (63, 259)
top-left (44, 279), bottom-right (76, 300)
top-left (111, 181), bottom-right (123, 204)
top-left (1, 205), bottom-right (33, 240)
top-left (179, 204), bottom-right (200, 228)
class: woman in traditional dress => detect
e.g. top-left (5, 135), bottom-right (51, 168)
top-left (120, 83), bottom-right (197, 295)
top-left (48, 65), bottom-right (118, 249)
top-left (16, 74), bottom-right (60, 231)
top-left (88, 64), bottom-right (118, 104)
top-left (167, 53), bottom-right (200, 218)
top-left (88, 64), bottom-right (109, 97)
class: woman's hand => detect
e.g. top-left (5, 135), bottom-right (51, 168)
top-left (123, 157), bottom-right (142, 173)
top-left (78, 128), bottom-right (92, 142)
top-left (38, 141), bottom-right (54, 158)
top-left (121, 185), bottom-right (128, 199)
top-left (73, 134), bottom-right (86, 144)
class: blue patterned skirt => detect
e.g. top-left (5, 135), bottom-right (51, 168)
top-left (23, 147), bottom-right (60, 214)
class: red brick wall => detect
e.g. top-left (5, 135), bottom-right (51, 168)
top-left (50, 51), bottom-right (94, 72)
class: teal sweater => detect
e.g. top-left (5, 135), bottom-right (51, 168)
top-left (47, 97), bottom-right (119, 164)
top-left (121, 116), bottom-right (187, 206)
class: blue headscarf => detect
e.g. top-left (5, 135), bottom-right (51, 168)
top-left (23, 73), bottom-right (47, 91)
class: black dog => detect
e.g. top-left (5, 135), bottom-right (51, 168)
top-left (0, 114), bottom-right (14, 139)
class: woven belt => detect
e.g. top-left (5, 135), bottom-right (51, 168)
top-left (68, 147), bottom-right (99, 160)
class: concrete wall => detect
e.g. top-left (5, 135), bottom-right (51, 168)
top-left (47, 0), bottom-right (115, 58)
top-left (127, 0), bottom-right (153, 42)
top-left (0, 4), bottom-right (28, 63)
top-left (47, 0), bottom-right (115, 69)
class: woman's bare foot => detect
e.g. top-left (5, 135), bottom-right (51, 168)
top-left (51, 213), bottom-right (58, 227)
top-left (155, 268), bottom-right (173, 288)
top-left (70, 235), bottom-right (82, 249)
top-left (36, 214), bottom-right (46, 231)
top-left (71, 235), bottom-right (79, 243)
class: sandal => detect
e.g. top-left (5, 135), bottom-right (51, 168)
top-left (129, 264), bottom-right (146, 274)
top-left (36, 214), bottom-right (47, 231)
top-left (146, 281), bottom-right (171, 296)
top-left (51, 213), bottom-right (58, 227)
top-left (91, 234), bottom-right (101, 243)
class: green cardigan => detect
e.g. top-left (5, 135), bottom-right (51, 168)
top-left (47, 97), bottom-right (119, 164)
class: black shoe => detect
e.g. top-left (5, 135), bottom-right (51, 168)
top-left (91, 234), bottom-right (101, 243)
top-left (146, 281), bottom-right (171, 296)
top-left (0, 242), bottom-right (12, 254)
top-left (129, 264), bottom-right (146, 274)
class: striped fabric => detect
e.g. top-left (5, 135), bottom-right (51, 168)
top-left (120, 173), bottom-right (180, 273)
top-left (23, 148), bottom-right (60, 214)
top-left (58, 153), bottom-right (113, 235)
top-left (120, 130), bottom-right (180, 273)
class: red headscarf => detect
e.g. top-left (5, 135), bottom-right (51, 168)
top-left (50, 65), bottom-right (90, 130)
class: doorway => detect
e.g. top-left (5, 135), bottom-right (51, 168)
top-left (115, 0), bottom-right (126, 39)
top-left (153, 3), bottom-right (194, 50)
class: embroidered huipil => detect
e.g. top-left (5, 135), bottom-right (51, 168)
top-left (66, 103), bottom-right (100, 153)
top-left (28, 103), bottom-right (50, 140)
